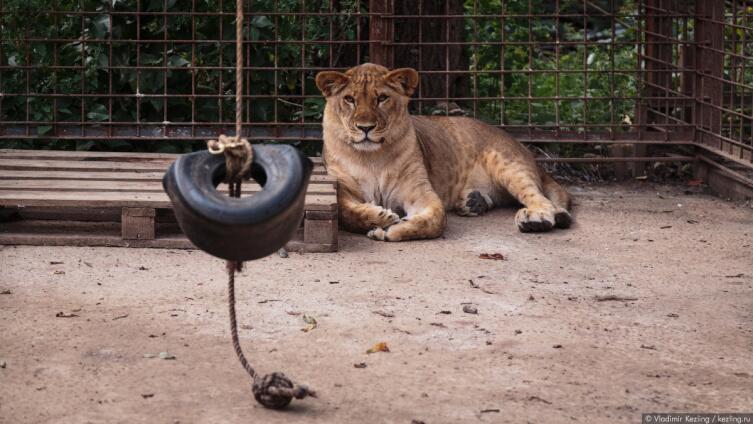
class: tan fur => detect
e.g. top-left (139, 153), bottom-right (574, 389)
top-left (316, 63), bottom-right (572, 241)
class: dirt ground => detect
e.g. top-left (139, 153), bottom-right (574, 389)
top-left (1, 182), bottom-right (752, 424)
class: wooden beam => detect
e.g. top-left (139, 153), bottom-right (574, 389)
top-left (369, 0), bottom-right (394, 67)
top-left (121, 207), bottom-right (156, 240)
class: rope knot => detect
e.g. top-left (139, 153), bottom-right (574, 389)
top-left (207, 135), bottom-right (253, 183)
top-left (252, 372), bottom-right (317, 409)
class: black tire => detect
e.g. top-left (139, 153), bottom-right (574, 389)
top-left (163, 144), bottom-right (313, 261)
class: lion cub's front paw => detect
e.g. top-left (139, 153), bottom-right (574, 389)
top-left (515, 207), bottom-right (555, 233)
top-left (553, 208), bottom-right (572, 229)
top-left (374, 207), bottom-right (401, 228)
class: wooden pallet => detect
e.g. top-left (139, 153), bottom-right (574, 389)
top-left (0, 149), bottom-right (338, 253)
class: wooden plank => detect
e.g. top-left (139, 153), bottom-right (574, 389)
top-left (0, 191), bottom-right (172, 208)
top-left (0, 158), bottom-right (171, 172)
top-left (16, 206), bottom-right (122, 222)
top-left (122, 207), bottom-right (156, 217)
top-left (0, 179), bottom-right (166, 192)
top-left (0, 170), bottom-right (165, 181)
top-left (0, 158), bottom-right (328, 176)
top-left (0, 170), bottom-right (334, 185)
top-left (0, 219), bottom-right (121, 233)
top-left (0, 179), bottom-right (336, 195)
top-left (1, 150), bottom-right (327, 165)
top-left (0, 191), bottom-right (337, 210)
top-left (0, 149), bottom-right (179, 161)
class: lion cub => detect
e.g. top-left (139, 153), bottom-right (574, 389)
top-left (315, 63), bottom-right (572, 242)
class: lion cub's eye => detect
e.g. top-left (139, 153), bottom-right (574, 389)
top-left (343, 95), bottom-right (355, 104)
top-left (377, 94), bottom-right (389, 104)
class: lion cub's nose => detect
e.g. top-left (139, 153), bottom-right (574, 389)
top-left (356, 123), bottom-right (376, 134)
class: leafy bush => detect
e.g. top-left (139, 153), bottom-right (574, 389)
top-left (0, 0), bottom-right (645, 156)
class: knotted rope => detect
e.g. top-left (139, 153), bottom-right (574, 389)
top-left (205, 0), bottom-right (253, 184)
top-left (227, 260), bottom-right (316, 409)
top-left (207, 0), bottom-right (316, 409)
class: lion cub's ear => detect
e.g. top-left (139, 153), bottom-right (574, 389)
top-left (384, 68), bottom-right (419, 97)
top-left (316, 71), bottom-right (350, 97)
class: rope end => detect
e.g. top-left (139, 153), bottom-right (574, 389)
top-left (252, 372), bottom-right (316, 409)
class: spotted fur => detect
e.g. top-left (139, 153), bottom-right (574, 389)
top-left (315, 63), bottom-right (572, 241)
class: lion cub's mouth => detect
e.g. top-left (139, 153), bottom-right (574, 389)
top-left (353, 137), bottom-right (385, 145)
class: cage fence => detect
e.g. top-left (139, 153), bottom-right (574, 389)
top-left (0, 0), bottom-right (751, 184)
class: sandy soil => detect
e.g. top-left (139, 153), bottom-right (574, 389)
top-left (1, 182), bottom-right (752, 424)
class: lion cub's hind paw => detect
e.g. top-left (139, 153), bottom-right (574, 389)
top-left (467, 191), bottom-right (491, 215)
top-left (515, 207), bottom-right (555, 233)
top-left (367, 227), bottom-right (387, 241)
top-left (458, 191), bottom-right (492, 216)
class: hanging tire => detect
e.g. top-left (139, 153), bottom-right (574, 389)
top-left (163, 144), bottom-right (313, 261)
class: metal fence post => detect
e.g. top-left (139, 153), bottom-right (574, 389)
top-left (368, 0), bottom-right (394, 68)
top-left (694, 0), bottom-right (724, 149)
top-left (644, 0), bottom-right (674, 129)
top-left (635, 0), bottom-right (676, 176)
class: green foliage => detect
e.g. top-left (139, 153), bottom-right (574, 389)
top-left (0, 0), bottom-right (362, 152)
top-left (463, 0), bottom-right (638, 131)
top-left (0, 0), bottom-right (651, 156)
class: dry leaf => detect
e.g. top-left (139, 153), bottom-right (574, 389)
top-left (366, 342), bottom-right (390, 354)
top-left (55, 312), bottom-right (78, 318)
top-left (479, 253), bottom-right (505, 260)
top-left (301, 314), bottom-right (318, 332)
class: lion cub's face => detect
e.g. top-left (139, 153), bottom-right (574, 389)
top-left (316, 63), bottom-right (419, 152)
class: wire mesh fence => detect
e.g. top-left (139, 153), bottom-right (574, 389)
top-left (0, 0), bottom-right (750, 172)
